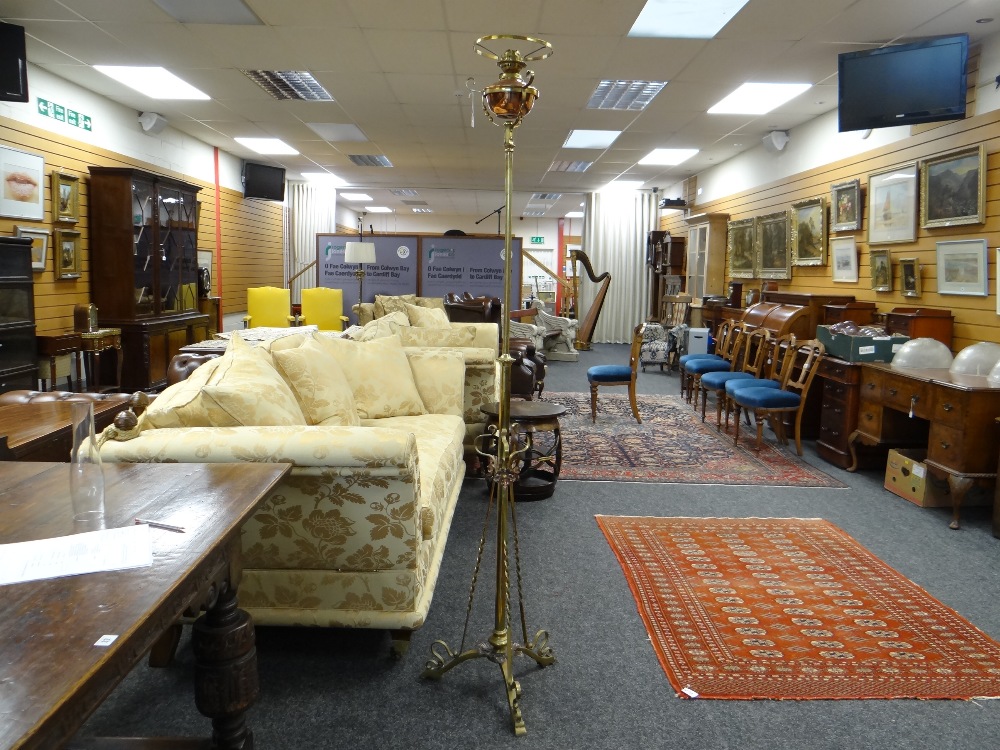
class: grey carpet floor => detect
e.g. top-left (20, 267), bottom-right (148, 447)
top-left (80, 344), bottom-right (1000, 749)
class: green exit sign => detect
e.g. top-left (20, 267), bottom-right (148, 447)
top-left (37, 97), bottom-right (92, 131)
top-left (530, 236), bottom-right (545, 244)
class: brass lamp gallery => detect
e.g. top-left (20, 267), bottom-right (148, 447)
top-left (422, 34), bottom-right (553, 736)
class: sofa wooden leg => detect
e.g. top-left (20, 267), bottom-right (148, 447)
top-left (389, 629), bottom-right (412, 659)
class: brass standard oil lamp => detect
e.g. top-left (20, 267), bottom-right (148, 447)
top-left (421, 35), bottom-right (553, 736)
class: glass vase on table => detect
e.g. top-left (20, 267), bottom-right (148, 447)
top-left (70, 401), bottom-right (105, 530)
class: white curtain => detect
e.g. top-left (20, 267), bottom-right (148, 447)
top-left (579, 190), bottom-right (657, 344)
top-left (285, 182), bottom-right (338, 303)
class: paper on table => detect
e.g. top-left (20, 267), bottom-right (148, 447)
top-left (0, 523), bottom-right (153, 586)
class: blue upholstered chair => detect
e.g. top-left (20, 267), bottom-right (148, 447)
top-left (698, 328), bottom-right (772, 427)
top-left (587, 323), bottom-right (645, 424)
top-left (731, 339), bottom-right (825, 455)
top-left (686, 326), bottom-right (751, 411)
top-left (722, 334), bottom-right (799, 430)
top-left (679, 320), bottom-right (740, 401)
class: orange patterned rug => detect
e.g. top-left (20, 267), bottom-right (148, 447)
top-left (596, 516), bottom-right (1000, 700)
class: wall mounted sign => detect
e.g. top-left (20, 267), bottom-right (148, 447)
top-left (316, 234), bottom-right (418, 315)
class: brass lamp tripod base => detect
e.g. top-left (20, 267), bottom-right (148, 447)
top-left (422, 35), bottom-right (554, 736)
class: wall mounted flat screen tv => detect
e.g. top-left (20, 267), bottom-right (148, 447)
top-left (838, 34), bottom-right (969, 132)
top-left (242, 161), bottom-right (286, 201)
top-left (0, 22), bottom-right (29, 103)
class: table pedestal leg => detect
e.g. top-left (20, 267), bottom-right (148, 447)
top-left (191, 585), bottom-right (258, 750)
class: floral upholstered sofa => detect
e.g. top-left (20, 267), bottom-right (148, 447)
top-left (100, 331), bottom-right (467, 655)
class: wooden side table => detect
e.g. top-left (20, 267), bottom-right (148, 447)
top-left (480, 400), bottom-right (567, 500)
top-left (80, 327), bottom-right (123, 392)
top-left (36, 332), bottom-right (83, 391)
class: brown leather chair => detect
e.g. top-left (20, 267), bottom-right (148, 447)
top-left (444, 293), bottom-right (502, 325)
top-left (510, 338), bottom-right (546, 399)
top-left (166, 353), bottom-right (221, 386)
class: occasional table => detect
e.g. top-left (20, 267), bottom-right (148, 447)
top-left (481, 400), bottom-right (567, 500)
top-left (0, 397), bottom-right (130, 461)
top-left (0, 460), bottom-right (290, 750)
top-left (79, 328), bottom-right (122, 392)
top-left (36, 333), bottom-right (83, 391)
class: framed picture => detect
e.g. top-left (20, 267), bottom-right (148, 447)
top-left (727, 218), bottom-right (755, 279)
top-left (0, 145), bottom-right (44, 220)
top-left (51, 171), bottom-right (80, 224)
top-left (755, 211), bottom-right (790, 280)
top-left (867, 163), bottom-right (918, 245)
top-left (869, 248), bottom-right (892, 292)
top-left (830, 236), bottom-right (858, 283)
top-left (830, 178), bottom-right (861, 232)
top-left (899, 257), bottom-right (921, 298)
top-left (791, 197), bottom-right (826, 266)
top-left (54, 228), bottom-right (81, 280)
top-left (14, 225), bottom-right (50, 272)
top-left (920, 144), bottom-right (986, 229)
top-left (937, 239), bottom-right (987, 296)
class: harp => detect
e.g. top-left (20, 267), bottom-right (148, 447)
top-left (570, 249), bottom-right (610, 350)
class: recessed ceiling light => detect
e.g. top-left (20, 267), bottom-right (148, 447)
top-left (523, 210), bottom-right (546, 217)
top-left (564, 211), bottom-right (584, 218)
top-left (708, 83), bottom-right (811, 114)
top-left (389, 188), bottom-right (419, 197)
top-left (532, 192), bottom-right (562, 201)
top-left (601, 180), bottom-right (644, 191)
top-left (589, 80), bottom-right (667, 110)
top-left (235, 137), bottom-right (298, 155)
top-left (549, 160), bottom-right (592, 173)
top-left (307, 123), bottom-right (366, 141)
top-left (242, 70), bottom-right (333, 101)
top-left (639, 148), bottom-right (699, 166)
top-left (564, 130), bottom-right (621, 148)
top-left (349, 155), bottom-right (393, 167)
top-left (300, 172), bottom-right (347, 186)
top-left (365, 206), bottom-right (392, 213)
top-left (629, 0), bottom-right (751, 39)
top-left (340, 193), bottom-right (373, 201)
top-left (412, 208), bottom-right (434, 213)
top-left (94, 65), bottom-right (209, 99)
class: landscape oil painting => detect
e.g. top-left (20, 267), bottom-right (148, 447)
top-left (921, 144), bottom-right (985, 229)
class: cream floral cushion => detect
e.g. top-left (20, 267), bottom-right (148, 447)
top-left (347, 311), bottom-right (410, 341)
top-left (398, 325), bottom-right (477, 348)
top-left (374, 294), bottom-right (417, 318)
top-left (271, 333), bottom-right (361, 426)
top-left (413, 296), bottom-right (445, 310)
top-left (316, 334), bottom-right (427, 419)
top-left (142, 356), bottom-right (225, 429)
top-left (404, 302), bottom-right (451, 328)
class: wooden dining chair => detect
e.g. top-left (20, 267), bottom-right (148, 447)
top-left (698, 327), bottom-right (772, 427)
top-left (586, 323), bottom-right (645, 424)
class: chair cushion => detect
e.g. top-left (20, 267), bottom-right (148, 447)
top-left (679, 353), bottom-right (721, 366)
top-left (684, 358), bottom-right (732, 375)
top-left (587, 364), bottom-right (632, 383)
top-left (700, 370), bottom-right (752, 390)
top-left (725, 377), bottom-right (781, 395)
top-left (734, 387), bottom-right (802, 409)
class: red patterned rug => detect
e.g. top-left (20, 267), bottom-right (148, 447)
top-left (596, 515), bottom-right (1000, 700)
top-left (542, 391), bottom-right (843, 488)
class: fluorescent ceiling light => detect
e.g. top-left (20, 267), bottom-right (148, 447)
top-left (307, 123), bottom-right (366, 141)
top-left (601, 180), bottom-right (644, 191)
top-left (300, 172), bottom-right (347, 186)
top-left (589, 80), bottom-right (667, 110)
top-left (153, 0), bottom-right (260, 24)
top-left (94, 66), bottom-right (209, 99)
top-left (629, 0), bottom-right (751, 39)
top-left (565, 211), bottom-right (585, 218)
top-left (564, 130), bottom-right (621, 149)
top-left (340, 192), bottom-right (373, 201)
top-left (366, 206), bottom-right (392, 213)
top-left (708, 82), bottom-right (811, 114)
top-left (412, 208), bottom-right (434, 213)
top-left (235, 137), bottom-right (298, 155)
top-left (639, 148), bottom-right (699, 165)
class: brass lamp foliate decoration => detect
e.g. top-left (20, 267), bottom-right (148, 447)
top-left (421, 34), bottom-right (553, 737)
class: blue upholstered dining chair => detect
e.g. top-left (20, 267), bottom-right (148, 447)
top-left (679, 320), bottom-right (741, 401)
top-left (685, 325), bottom-right (749, 411)
top-left (586, 323), bottom-right (645, 424)
top-left (722, 334), bottom-right (799, 431)
top-left (697, 327), bottom-right (772, 427)
top-left (731, 339), bottom-right (825, 455)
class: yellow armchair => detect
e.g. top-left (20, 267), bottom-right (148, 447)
top-left (299, 287), bottom-right (349, 332)
top-left (243, 286), bottom-right (295, 328)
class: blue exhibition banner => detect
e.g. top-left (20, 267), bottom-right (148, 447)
top-left (419, 236), bottom-right (522, 304)
top-left (316, 234), bottom-right (419, 317)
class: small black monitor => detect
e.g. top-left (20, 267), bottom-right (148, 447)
top-left (838, 34), bottom-right (969, 132)
top-left (242, 161), bottom-right (286, 201)
top-left (0, 22), bottom-right (29, 103)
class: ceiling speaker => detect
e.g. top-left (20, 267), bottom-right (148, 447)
top-left (138, 111), bottom-right (169, 134)
top-left (761, 130), bottom-right (790, 153)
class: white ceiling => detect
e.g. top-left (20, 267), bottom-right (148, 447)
top-left (1, 0), bottom-right (995, 220)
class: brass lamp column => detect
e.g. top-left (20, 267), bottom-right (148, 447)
top-left (422, 35), bottom-right (554, 736)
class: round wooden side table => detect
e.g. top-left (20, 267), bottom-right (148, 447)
top-left (480, 400), bottom-right (567, 500)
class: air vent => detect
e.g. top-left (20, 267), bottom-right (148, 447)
top-left (588, 80), bottom-right (667, 111)
top-left (548, 160), bottom-right (592, 173)
top-left (401, 200), bottom-right (428, 206)
top-left (390, 188), bottom-right (419, 196)
top-left (522, 210), bottom-right (547, 217)
top-left (241, 70), bottom-right (333, 100)
top-left (411, 208), bottom-right (434, 213)
top-left (531, 192), bottom-right (562, 201)
top-left (348, 154), bottom-right (393, 167)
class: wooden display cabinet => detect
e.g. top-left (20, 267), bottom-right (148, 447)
top-left (88, 167), bottom-right (209, 391)
top-left (646, 230), bottom-right (685, 321)
top-left (0, 236), bottom-right (38, 394)
top-left (884, 307), bottom-right (954, 347)
top-left (684, 213), bottom-right (728, 302)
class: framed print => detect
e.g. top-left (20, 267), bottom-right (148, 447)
top-left (920, 144), bottom-right (985, 229)
top-left (830, 178), bottom-right (861, 232)
top-left (899, 257), bottom-right (921, 298)
top-left (755, 211), bottom-right (790, 280)
top-left (867, 163), bottom-right (917, 245)
top-left (791, 197), bottom-right (826, 266)
top-left (830, 236), bottom-right (858, 283)
top-left (15, 225), bottom-right (50, 272)
top-left (0, 145), bottom-right (44, 220)
top-left (727, 217), bottom-right (755, 279)
top-left (51, 171), bottom-right (80, 224)
top-left (869, 248), bottom-right (892, 292)
top-left (54, 228), bottom-right (81, 279)
top-left (937, 239), bottom-right (987, 296)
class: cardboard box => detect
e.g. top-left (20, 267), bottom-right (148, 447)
top-left (884, 449), bottom-right (946, 506)
top-left (816, 325), bottom-right (909, 362)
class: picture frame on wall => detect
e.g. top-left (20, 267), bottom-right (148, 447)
top-left (937, 239), bottom-right (988, 296)
top-left (726, 217), bottom-right (755, 279)
top-left (54, 228), bottom-right (81, 280)
top-left (15, 225), bottom-right (50, 272)
top-left (869, 248), bottom-right (892, 292)
top-left (51, 171), bottom-right (80, 224)
top-left (920, 144), bottom-right (986, 229)
top-left (755, 211), bottom-right (790, 280)
top-left (0, 145), bottom-right (45, 220)
top-left (899, 257), bottom-right (921, 298)
top-left (790, 197), bottom-right (826, 266)
top-left (830, 178), bottom-right (861, 232)
top-left (867, 163), bottom-right (918, 245)
top-left (830, 236), bottom-right (858, 283)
